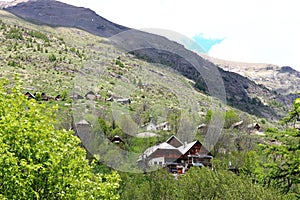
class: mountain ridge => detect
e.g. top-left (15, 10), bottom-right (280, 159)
top-left (4, 0), bottom-right (129, 37)
top-left (201, 53), bottom-right (300, 95)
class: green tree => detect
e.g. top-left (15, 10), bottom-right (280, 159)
top-left (205, 109), bottom-right (212, 122)
top-left (225, 109), bottom-right (239, 128)
top-left (261, 98), bottom-right (300, 197)
top-left (261, 130), bottom-right (300, 197)
top-left (0, 78), bottom-right (120, 199)
top-left (115, 59), bottom-right (124, 68)
top-left (119, 168), bottom-right (285, 200)
top-left (176, 167), bottom-right (285, 200)
top-left (48, 53), bottom-right (57, 62)
top-left (60, 90), bottom-right (68, 101)
top-left (281, 98), bottom-right (300, 127)
top-left (137, 79), bottom-right (143, 88)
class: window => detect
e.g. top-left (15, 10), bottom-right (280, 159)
top-left (154, 161), bottom-right (157, 165)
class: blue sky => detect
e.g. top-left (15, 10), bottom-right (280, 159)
top-left (192, 34), bottom-right (224, 53)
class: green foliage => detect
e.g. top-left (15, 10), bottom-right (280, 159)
top-left (177, 167), bottom-right (283, 200)
top-left (48, 53), bottom-right (57, 62)
top-left (70, 47), bottom-right (76, 53)
top-left (29, 30), bottom-right (49, 42)
top-left (0, 20), bottom-right (6, 30)
top-left (281, 98), bottom-right (300, 126)
top-left (119, 168), bottom-right (285, 200)
top-left (195, 80), bottom-right (206, 93)
top-left (97, 117), bottom-right (126, 140)
top-left (128, 137), bottom-right (159, 153)
top-left (7, 60), bottom-right (18, 67)
top-left (205, 109), bottom-right (212, 122)
top-left (60, 90), bottom-right (68, 101)
top-left (259, 98), bottom-right (300, 198)
top-left (206, 109), bottom-right (239, 128)
top-left (119, 170), bottom-right (176, 200)
top-left (115, 59), bottom-right (125, 68)
top-left (6, 27), bottom-right (24, 40)
top-left (261, 128), bottom-right (300, 197)
top-left (98, 117), bottom-right (109, 135)
top-left (240, 150), bottom-right (264, 182)
top-left (260, 118), bottom-right (266, 124)
top-left (137, 78), bottom-right (143, 88)
top-left (0, 79), bottom-right (120, 199)
top-left (225, 109), bottom-right (239, 128)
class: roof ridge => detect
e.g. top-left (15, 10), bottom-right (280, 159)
top-left (165, 135), bottom-right (183, 144)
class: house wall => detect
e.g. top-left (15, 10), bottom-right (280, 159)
top-left (156, 123), bottom-right (171, 131)
top-left (149, 157), bottom-right (165, 166)
top-left (147, 122), bottom-right (157, 131)
top-left (181, 142), bottom-right (212, 166)
top-left (150, 149), bottom-right (181, 164)
top-left (86, 94), bottom-right (96, 100)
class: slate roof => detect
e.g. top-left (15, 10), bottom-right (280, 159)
top-left (165, 135), bottom-right (183, 145)
top-left (142, 142), bottom-right (177, 158)
top-left (178, 141), bottom-right (198, 155)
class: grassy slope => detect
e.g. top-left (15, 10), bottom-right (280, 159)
top-left (0, 10), bottom-right (271, 159)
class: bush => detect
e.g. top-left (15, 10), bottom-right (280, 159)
top-left (48, 53), bottom-right (56, 62)
top-left (29, 30), bottom-right (49, 42)
top-left (6, 28), bottom-right (23, 40)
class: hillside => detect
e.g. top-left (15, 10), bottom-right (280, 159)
top-left (3, 0), bottom-right (298, 120)
top-left (0, 8), bottom-right (274, 154)
top-left (0, 2), bottom-right (299, 199)
top-left (0, 10), bottom-right (209, 128)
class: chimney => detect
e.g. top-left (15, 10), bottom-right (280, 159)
top-left (184, 141), bottom-right (187, 147)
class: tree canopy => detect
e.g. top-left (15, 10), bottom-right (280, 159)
top-left (0, 78), bottom-right (120, 199)
top-left (260, 98), bottom-right (300, 197)
top-left (119, 167), bottom-right (285, 200)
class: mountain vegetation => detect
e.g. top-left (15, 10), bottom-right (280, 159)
top-left (5, 0), bottom-right (299, 120)
top-left (0, 1), bottom-right (299, 199)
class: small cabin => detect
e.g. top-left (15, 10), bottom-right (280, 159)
top-left (231, 120), bottom-right (244, 129)
top-left (156, 122), bottom-right (171, 131)
top-left (247, 123), bottom-right (261, 134)
top-left (85, 91), bottom-right (101, 100)
top-left (85, 91), bottom-right (96, 100)
top-left (116, 98), bottom-right (131, 104)
top-left (55, 95), bottom-right (61, 101)
top-left (147, 121), bottom-right (157, 131)
top-left (24, 92), bottom-right (35, 100)
top-left (41, 93), bottom-right (49, 101)
top-left (70, 92), bottom-right (84, 100)
top-left (110, 135), bottom-right (125, 145)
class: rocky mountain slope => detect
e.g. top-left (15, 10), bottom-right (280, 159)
top-left (2, 0), bottom-right (298, 120)
top-left (201, 54), bottom-right (300, 95)
top-left (4, 0), bottom-right (128, 37)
